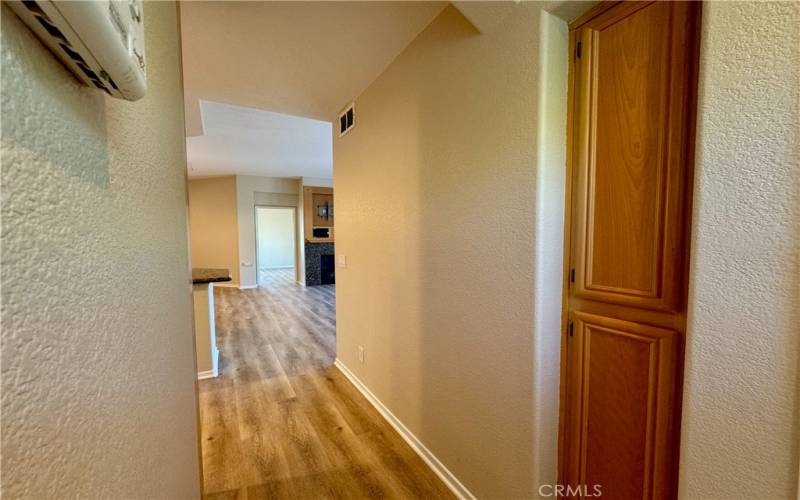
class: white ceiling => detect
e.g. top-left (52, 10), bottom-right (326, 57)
top-left (180, 1), bottom-right (447, 137)
top-left (187, 100), bottom-right (332, 179)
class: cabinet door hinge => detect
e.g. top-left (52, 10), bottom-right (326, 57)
top-left (575, 41), bottom-right (582, 59)
top-left (568, 321), bottom-right (574, 337)
top-left (570, 268), bottom-right (575, 283)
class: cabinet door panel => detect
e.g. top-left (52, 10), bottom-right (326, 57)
top-left (565, 312), bottom-right (677, 499)
top-left (572, 1), bottom-right (689, 312)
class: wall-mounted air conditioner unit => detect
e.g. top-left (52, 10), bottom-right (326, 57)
top-left (8, 0), bottom-right (147, 101)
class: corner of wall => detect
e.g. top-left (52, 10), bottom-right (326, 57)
top-left (532, 9), bottom-right (569, 495)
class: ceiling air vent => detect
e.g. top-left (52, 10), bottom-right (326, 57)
top-left (338, 103), bottom-right (355, 136)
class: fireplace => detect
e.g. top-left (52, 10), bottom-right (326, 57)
top-left (320, 254), bottom-right (335, 285)
top-left (304, 242), bottom-right (335, 286)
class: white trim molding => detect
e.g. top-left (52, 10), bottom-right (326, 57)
top-left (333, 359), bottom-right (476, 500)
top-left (198, 347), bottom-right (219, 380)
top-left (238, 284), bottom-right (258, 290)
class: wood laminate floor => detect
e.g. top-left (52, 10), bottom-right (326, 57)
top-left (199, 269), bottom-right (454, 499)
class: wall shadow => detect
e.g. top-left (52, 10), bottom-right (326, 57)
top-left (408, 5), bottom-right (537, 498)
top-left (1, 7), bottom-right (109, 188)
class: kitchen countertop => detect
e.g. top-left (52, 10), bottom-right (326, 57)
top-left (192, 268), bottom-right (232, 284)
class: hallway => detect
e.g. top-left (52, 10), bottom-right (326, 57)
top-left (199, 270), bottom-right (453, 499)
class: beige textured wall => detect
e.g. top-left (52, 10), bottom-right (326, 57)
top-left (680, 2), bottom-right (800, 497)
top-left (0, 2), bottom-right (200, 498)
top-left (333, 5), bottom-right (563, 497)
top-left (188, 176), bottom-right (240, 285)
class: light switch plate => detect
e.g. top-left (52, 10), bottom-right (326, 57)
top-left (337, 254), bottom-right (347, 268)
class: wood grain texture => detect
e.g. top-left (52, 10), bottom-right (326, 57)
top-left (560, 2), bottom-right (700, 498)
top-left (571, 1), bottom-right (691, 312)
top-left (303, 186), bottom-right (335, 243)
top-left (587, 1), bottom-right (669, 300)
top-left (564, 313), bottom-right (677, 499)
top-left (199, 269), bottom-right (454, 499)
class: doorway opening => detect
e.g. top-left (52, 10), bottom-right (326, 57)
top-left (255, 206), bottom-right (297, 288)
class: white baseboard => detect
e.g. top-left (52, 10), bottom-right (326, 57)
top-left (333, 359), bottom-right (475, 500)
top-left (198, 348), bottom-right (219, 380)
top-left (197, 369), bottom-right (217, 380)
top-left (238, 284), bottom-right (258, 290)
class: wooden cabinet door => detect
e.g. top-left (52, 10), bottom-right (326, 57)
top-left (563, 313), bottom-right (678, 499)
top-left (559, 2), bottom-right (700, 498)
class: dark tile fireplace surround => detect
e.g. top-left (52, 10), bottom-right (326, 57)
top-left (305, 242), bottom-right (334, 286)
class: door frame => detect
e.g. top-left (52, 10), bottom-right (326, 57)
top-left (254, 205), bottom-right (298, 287)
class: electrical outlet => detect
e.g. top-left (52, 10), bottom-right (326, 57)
top-left (337, 254), bottom-right (347, 268)
top-left (358, 345), bottom-right (365, 364)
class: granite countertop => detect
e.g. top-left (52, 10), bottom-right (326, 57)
top-left (192, 268), bottom-right (232, 284)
